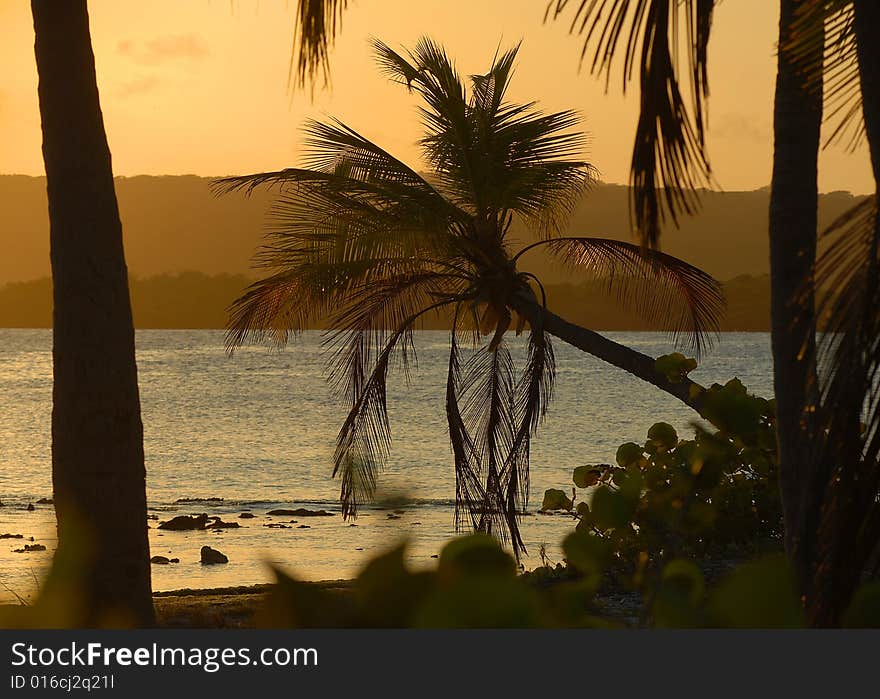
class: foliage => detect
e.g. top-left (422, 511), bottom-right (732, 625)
top-left (255, 532), bottom-right (880, 628)
top-left (544, 378), bottom-right (782, 578)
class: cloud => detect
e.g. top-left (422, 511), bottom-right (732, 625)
top-left (712, 112), bottom-right (768, 143)
top-left (117, 35), bottom-right (209, 65)
top-left (115, 76), bottom-right (162, 99)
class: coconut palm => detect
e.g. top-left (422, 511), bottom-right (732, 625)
top-left (543, 1), bottom-right (827, 574)
top-left (545, 0), bottom-right (880, 623)
top-left (783, 0), bottom-right (880, 625)
top-left (30, 0), bottom-right (152, 626)
top-left (216, 39), bottom-right (724, 551)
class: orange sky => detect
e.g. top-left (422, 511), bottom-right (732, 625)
top-left (0, 0), bottom-right (873, 194)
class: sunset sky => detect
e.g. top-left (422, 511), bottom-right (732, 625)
top-left (0, 0), bottom-right (873, 194)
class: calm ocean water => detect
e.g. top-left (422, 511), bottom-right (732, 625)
top-left (0, 329), bottom-right (773, 602)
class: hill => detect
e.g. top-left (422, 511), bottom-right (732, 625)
top-left (0, 175), bottom-right (866, 285)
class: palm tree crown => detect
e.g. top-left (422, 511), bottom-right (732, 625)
top-left (215, 38), bottom-right (723, 553)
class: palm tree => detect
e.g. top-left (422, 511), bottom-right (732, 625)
top-left (543, 0), bottom-right (826, 581)
top-left (30, 0), bottom-right (153, 625)
top-left (216, 39), bottom-right (724, 551)
top-left (547, 0), bottom-right (880, 624)
top-left (786, 0), bottom-right (880, 625)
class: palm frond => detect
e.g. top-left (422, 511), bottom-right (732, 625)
top-left (333, 300), bottom-right (453, 518)
top-left (446, 319), bottom-right (488, 532)
top-left (502, 328), bottom-right (556, 553)
top-left (225, 265), bottom-right (333, 350)
top-left (807, 195), bottom-right (880, 621)
top-left (373, 37), bottom-right (596, 232)
top-left (788, 0), bottom-right (865, 152)
top-left (289, 0), bottom-right (347, 88)
top-left (546, 0), bottom-right (717, 247)
top-left (516, 236), bottom-right (724, 355)
top-left (324, 271), bottom-right (465, 403)
top-left (457, 342), bottom-right (517, 543)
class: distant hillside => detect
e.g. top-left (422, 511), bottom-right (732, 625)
top-left (0, 175), bottom-right (867, 286)
top-left (0, 271), bottom-right (772, 332)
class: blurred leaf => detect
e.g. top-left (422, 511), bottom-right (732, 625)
top-left (258, 566), bottom-right (352, 628)
top-left (842, 581), bottom-right (880, 628)
top-left (415, 577), bottom-right (541, 628)
top-left (356, 543), bottom-right (435, 627)
top-left (562, 530), bottom-right (611, 580)
top-left (707, 555), bottom-right (804, 628)
top-left (438, 534), bottom-right (516, 579)
top-left (651, 559), bottom-right (706, 628)
top-left (573, 465), bottom-right (603, 489)
top-left (590, 486), bottom-right (636, 530)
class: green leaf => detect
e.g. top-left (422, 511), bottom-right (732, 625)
top-left (707, 555), bottom-right (804, 628)
top-left (573, 465), bottom-right (603, 489)
top-left (661, 559), bottom-right (705, 606)
top-left (590, 486), bottom-right (636, 530)
top-left (651, 559), bottom-right (706, 628)
top-left (562, 531), bottom-right (611, 578)
top-left (647, 422), bottom-right (678, 451)
top-left (842, 581), bottom-right (880, 628)
top-left (616, 442), bottom-right (644, 468)
top-left (655, 353), bottom-right (698, 383)
top-left (438, 534), bottom-right (516, 579)
top-left (542, 488), bottom-right (573, 511)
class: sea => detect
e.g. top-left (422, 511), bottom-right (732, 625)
top-left (0, 329), bottom-right (774, 603)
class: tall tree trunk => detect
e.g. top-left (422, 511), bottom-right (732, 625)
top-left (513, 298), bottom-right (709, 417)
top-left (31, 0), bottom-right (154, 626)
top-left (806, 0), bottom-right (880, 628)
top-left (853, 3), bottom-right (880, 185)
top-left (768, 0), bottom-right (823, 602)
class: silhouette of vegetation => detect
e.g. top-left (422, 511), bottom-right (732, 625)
top-left (546, 0), bottom-right (880, 628)
top-left (29, 0), bottom-right (153, 626)
top-left (256, 531), bottom-right (880, 628)
top-left (215, 39), bottom-right (723, 552)
top-left (544, 379), bottom-right (782, 579)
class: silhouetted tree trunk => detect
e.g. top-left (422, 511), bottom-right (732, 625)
top-left (32, 0), bottom-right (154, 626)
top-left (854, 3), bottom-right (880, 187)
top-left (806, 0), bottom-right (880, 628)
top-left (513, 298), bottom-right (709, 417)
top-left (768, 0), bottom-right (823, 603)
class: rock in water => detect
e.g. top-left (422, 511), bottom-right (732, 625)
top-left (13, 544), bottom-right (46, 553)
top-left (239, 512), bottom-right (255, 519)
top-left (36, 498), bottom-right (53, 505)
top-left (266, 508), bottom-right (334, 517)
top-left (205, 517), bottom-right (240, 529)
top-left (158, 514), bottom-right (209, 531)
top-left (26, 503), bottom-right (35, 512)
top-left (150, 556), bottom-right (170, 565)
top-left (200, 546), bottom-right (228, 564)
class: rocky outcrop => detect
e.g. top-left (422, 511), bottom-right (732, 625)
top-left (159, 514), bottom-right (210, 531)
top-left (200, 546), bottom-right (228, 564)
top-left (266, 508), bottom-right (333, 517)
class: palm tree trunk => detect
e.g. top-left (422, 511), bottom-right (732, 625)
top-left (513, 299), bottom-right (709, 417)
top-left (805, 0), bottom-right (880, 628)
top-left (768, 0), bottom-right (823, 599)
top-left (854, 2), bottom-right (880, 184)
top-left (32, 0), bottom-right (154, 626)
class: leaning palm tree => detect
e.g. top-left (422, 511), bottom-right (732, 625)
top-left (216, 38), bottom-right (723, 552)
